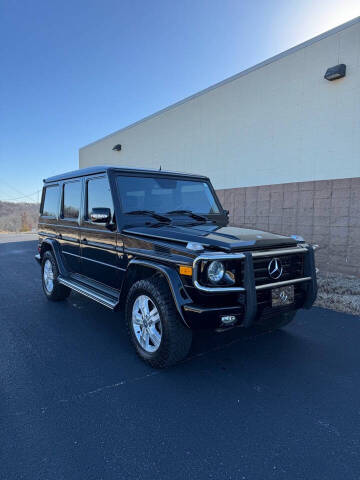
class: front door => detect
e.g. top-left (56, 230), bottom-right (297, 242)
top-left (80, 175), bottom-right (119, 288)
top-left (57, 179), bottom-right (82, 273)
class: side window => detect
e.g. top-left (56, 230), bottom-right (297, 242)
top-left (42, 185), bottom-right (59, 217)
top-left (86, 177), bottom-right (114, 220)
top-left (62, 181), bottom-right (81, 219)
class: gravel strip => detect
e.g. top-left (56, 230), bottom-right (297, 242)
top-left (315, 272), bottom-right (360, 316)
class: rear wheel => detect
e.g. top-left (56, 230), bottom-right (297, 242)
top-left (41, 250), bottom-right (71, 301)
top-left (125, 276), bottom-right (192, 368)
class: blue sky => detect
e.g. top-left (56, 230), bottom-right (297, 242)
top-left (1, 0), bottom-right (359, 202)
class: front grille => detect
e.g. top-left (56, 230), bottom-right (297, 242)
top-left (251, 253), bottom-right (304, 286)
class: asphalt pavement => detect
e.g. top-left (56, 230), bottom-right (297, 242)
top-left (1, 234), bottom-right (360, 480)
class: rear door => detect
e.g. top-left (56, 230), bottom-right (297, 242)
top-left (80, 175), bottom-right (119, 288)
top-left (57, 179), bottom-right (82, 273)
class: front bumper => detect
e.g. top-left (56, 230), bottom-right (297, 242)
top-left (181, 245), bottom-right (317, 330)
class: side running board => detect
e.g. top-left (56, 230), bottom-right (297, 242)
top-left (58, 276), bottom-right (119, 310)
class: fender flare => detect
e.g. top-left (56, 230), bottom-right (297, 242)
top-left (125, 259), bottom-right (192, 326)
top-left (40, 238), bottom-right (68, 277)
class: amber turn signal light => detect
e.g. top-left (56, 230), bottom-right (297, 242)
top-left (179, 265), bottom-right (193, 276)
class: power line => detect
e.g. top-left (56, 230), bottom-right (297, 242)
top-left (0, 190), bottom-right (41, 202)
top-left (0, 179), bottom-right (41, 202)
top-left (0, 179), bottom-right (28, 197)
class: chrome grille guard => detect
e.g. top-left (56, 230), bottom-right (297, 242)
top-left (192, 245), bottom-right (314, 293)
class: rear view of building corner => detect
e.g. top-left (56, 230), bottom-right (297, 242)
top-left (79, 17), bottom-right (360, 276)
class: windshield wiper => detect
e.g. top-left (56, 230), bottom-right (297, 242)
top-left (166, 210), bottom-right (208, 221)
top-left (126, 210), bottom-right (171, 223)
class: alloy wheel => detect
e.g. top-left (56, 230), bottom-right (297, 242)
top-left (43, 259), bottom-right (54, 293)
top-left (132, 294), bottom-right (162, 353)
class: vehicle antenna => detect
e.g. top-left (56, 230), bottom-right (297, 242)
top-left (159, 165), bottom-right (162, 171)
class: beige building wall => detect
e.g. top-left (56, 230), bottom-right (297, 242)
top-left (80, 18), bottom-right (360, 189)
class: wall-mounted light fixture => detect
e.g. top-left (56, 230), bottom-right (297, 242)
top-left (324, 64), bottom-right (346, 81)
top-left (112, 144), bottom-right (122, 151)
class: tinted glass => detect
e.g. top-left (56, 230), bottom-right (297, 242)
top-left (87, 177), bottom-right (114, 219)
top-left (116, 176), bottom-right (220, 214)
top-left (63, 181), bottom-right (81, 219)
top-left (42, 185), bottom-right (59, 217)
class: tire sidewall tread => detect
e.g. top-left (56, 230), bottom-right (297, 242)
top-left (41, 251), bottom-right (70, 301)
top-left (125, 276), bottom-right (192, 368)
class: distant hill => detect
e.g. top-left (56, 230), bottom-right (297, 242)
top-left (0, 201), bottom-right (39, 233)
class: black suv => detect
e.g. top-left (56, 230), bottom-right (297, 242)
top-left (36, 166), bottom-right (317, 367)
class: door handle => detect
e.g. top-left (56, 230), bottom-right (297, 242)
top-left (82, 238), bottom-right (88, 244)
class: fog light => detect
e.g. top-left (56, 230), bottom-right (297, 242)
top-left (221, 315), bottom-right (236, 325)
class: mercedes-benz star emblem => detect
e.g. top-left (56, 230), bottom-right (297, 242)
top-left (279, 290), bottom-right (288, 303)
top-left (268, 258), bottom-right (283, 280)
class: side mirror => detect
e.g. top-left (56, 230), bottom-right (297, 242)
top-left (224, 209), bottom-right (229, 217)
top-left (90, 207), bottom-right (111, 224)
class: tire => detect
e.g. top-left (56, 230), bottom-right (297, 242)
top-left (41, 250), bottom-right (71, 301)
top-left (125, 276), bottom-right (192, 368)
top-left (257, 311), bottom-right (297, 332)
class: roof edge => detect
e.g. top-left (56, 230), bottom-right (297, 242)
top-left (80, 16), bottom-right (360, 151)
top-left (44, 165), bottom-right (210, 183)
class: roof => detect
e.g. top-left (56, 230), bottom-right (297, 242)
top-left (44, 165), bottom-right (209, 183)
top-left (80, 16), bottom-right (360, 151)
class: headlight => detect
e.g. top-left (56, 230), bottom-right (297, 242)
top-left (207, 260), bottom-right (225, 283)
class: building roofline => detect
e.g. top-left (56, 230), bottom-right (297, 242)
top-left (80, 16), bottom-right (360, 151)
top-left (44, 165), bottom-right (209, 183)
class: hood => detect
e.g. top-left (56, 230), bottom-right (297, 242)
top-left (122, 223), bottom-right (298, 251)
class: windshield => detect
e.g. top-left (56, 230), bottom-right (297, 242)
top-left (116, 175), bottom-right (220, 214)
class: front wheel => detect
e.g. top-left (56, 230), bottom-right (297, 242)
top-left (125, 276), bottom-right (192, 368)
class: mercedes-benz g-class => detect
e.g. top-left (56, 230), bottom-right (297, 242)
top-left (36, 166), bottom-right (317, 367)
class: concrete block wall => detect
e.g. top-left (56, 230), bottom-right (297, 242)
top-left (216, 177), bottom-right (360, 276)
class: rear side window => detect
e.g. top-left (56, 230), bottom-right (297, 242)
top-left (42, 185), bottom-right (59, 217)
top-left (62, 181), bottom-right (81, 219)
top-left (86, 177), bottom-right (114, 219)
